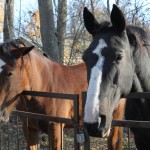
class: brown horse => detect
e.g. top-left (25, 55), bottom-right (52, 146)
top-left (0, 39), bottom-right (125, 150)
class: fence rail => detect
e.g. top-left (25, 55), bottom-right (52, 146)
top-left (127, 92), bottom-right (150, 99)
top-left (1, 91), bottom-right (81, 150)
top-left (1, 91), bottom-right (150, 149)
top-left (113, 92), bottom-right (150, 128)
top-left (12, 110), bottom-right (73, 124)
top-left (83, 91), bottom-right (150, 128)
top-left (82, 91), bottom-right (150, 149)
top-left (113, 120), bottom-right (150, 128)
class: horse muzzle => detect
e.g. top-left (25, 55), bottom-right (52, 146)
top-left (84, 115), bottom-right (111, 137)
top-left (0, 108), bottom-right (9, 123)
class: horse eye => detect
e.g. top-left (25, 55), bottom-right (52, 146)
top-left (115, 54), bottom-right (122, 61)
top-left (6, 72), bottom-right (13, 77)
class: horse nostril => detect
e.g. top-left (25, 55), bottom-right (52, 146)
top-left (97, 115), bottom-right (106, 132)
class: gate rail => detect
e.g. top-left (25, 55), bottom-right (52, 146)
top-left (2, 91), bottom-right (150, 149)
top-left (82, 91), bottom-right (150, 150)
top-left (82, 91), bottom-right (150, 128)
top-left (113, 92), bottom-right (150, 128)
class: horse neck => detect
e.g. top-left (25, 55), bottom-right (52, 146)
top-left (132, 45), bottom-right (150, 92)
top-left (26, 50), bottom-right (55, 92)
top-left (130, 45), bottom-right (150, 116)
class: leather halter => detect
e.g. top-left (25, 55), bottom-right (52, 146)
top-left (1, 93), bottom-right (21, 110)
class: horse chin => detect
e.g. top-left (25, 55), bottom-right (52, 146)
top-left (0, 109), bottom-right (9, 123)
top-left (84, 122), bottom-right (111, 138)
top-left (101, 126), bottom-right (111, 138)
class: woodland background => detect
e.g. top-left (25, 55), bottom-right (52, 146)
top-left (0, 0), bottom-right (150, 149)
top-left (0, 0), bottom-right (150, 64)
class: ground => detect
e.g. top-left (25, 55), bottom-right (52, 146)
top-left (0, 115), bottom-right (137, 150)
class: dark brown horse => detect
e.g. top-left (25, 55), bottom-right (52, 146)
top-left (0, 39), bottom-right (125, 150)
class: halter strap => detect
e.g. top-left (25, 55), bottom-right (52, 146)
top-left (1, 94), bottom-right (21, 110)
top-left (0, 91), bottom-right (32, 111)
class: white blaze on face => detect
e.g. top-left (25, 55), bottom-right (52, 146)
top-left (0, 59), bottom-right (5, 72)
top-left (84, 39), bottom-right (107, 123)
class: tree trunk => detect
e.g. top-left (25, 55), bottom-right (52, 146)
top-left (3, 0), bottom-right (14, 42)
top-left (38, 0), bottom-right (59, 62)
top-left (90, 0), bottom-right (94, 15)
top-left (107, 0), bottom-right (110, 14)
top-left (57, 0), bottom-right (67, 63)
top-left (115, 0), bottom-right (120, 5)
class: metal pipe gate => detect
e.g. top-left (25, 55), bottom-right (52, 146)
top-left (1, 91), bottom-right (150, 149)
top-left (0, 91), bottom-right (82, 150)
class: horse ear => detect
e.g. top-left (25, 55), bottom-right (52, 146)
top-left (12, 46), bottom-right (34, 59)
top-left (83, 7), bottom-right (100, 35)
top-left (111, 4), bottom-right (126, 34)
top-left (22, 46), bottom-right (34, 56)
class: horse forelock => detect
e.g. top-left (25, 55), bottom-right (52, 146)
top-left (94, 21), bottom-right (112, 35)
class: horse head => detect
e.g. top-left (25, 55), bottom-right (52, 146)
top-left (0, 39), bottom-right (34, 122)
top-left (83, 5), bottom-right (135, 137)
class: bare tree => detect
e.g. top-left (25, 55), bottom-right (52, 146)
top-left (115, 0), bottom-right (120, 5)
top-left (57, 0), bottom-right (67, 63)
top-left (10, 0), bottom-right (150, 65)
top-left (90, 0), bottom-right (94, 15)
top-left (107, 0), bottom-right (110, 14)
top-left (119, 0), bottom-right (150, 28)
top-left (38, 0), bottom-right (59, 62)
top-left (3, 0), bottom-right (14, 42)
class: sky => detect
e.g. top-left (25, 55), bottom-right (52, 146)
top-left (13, 0), bottom-right (116, 26)
top-left (12, 0), bottom-right (150, 21)
top-left (14, 0), bottom-right (116, 15)
top-left (14, 0), bottom-right (38, 19)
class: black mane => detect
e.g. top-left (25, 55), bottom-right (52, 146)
top-left (126, 26), bottom-right (150, 47)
